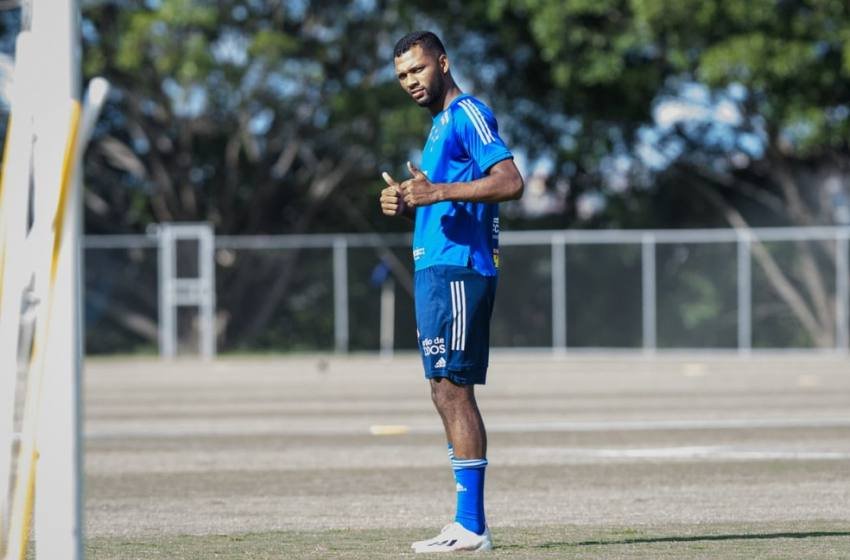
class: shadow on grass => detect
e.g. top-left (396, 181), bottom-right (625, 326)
top-left (499, 531), bottom-right (850, 551)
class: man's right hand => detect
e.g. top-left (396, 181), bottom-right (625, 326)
top-left (380, 171), bottom-right (406, 217)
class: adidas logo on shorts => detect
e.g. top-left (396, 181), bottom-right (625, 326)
top-left (434, 357), bottom-right (446, 369)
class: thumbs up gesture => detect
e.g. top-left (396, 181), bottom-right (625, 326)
top-left (379, 171), bottom-right (405, 217)
top-left (401, 161), bottom-right (440, 208)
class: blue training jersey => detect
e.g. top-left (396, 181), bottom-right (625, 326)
top-left (413, 93), bottom-right (513, 276)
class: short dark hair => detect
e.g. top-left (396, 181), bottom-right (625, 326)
top-left (393, 31), bottom-right (446, 58)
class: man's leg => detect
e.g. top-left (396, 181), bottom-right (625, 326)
top-left (411, 267), bottom-right (494, 552)
top-left (430, 378), bottom-right (486, 459)
top-left (431, 378), bottom-right (488, 535)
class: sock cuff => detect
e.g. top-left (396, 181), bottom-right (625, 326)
top-left (447, 444), bottom-right (454, 460)
top-left (451, 457), bottom-right (488, 470)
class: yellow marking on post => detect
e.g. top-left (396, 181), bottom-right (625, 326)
top-left (4, 100), bottom-right (82, 560)
top-left (50, 102), bottom-right (82, 285)
top-left (370, 425), bottom-right (411, 436)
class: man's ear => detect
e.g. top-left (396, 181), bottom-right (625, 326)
top-left (439, 53), bottom-right (450, 75)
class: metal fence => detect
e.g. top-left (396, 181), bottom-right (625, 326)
top-left (83, 225), bottom-right (850, 356)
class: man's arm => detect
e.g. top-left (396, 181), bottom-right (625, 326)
top-left (400, 159), bottom-right (523, 208)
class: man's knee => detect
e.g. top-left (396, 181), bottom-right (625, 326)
top-left (430, 378), bottom-right (473, 411)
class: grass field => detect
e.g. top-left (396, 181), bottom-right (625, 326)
top-left (79, 354), bottom-right (850, 558)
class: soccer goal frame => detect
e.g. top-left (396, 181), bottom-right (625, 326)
top-left (0, 1), bottom-right (108, 559)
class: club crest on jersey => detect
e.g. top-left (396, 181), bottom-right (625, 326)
top-left (421, 336), bottom-right (446, 356)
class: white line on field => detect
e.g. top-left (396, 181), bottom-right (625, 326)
top-left (484, 417), bottom-right (850, 433)
top-left (520, 446), bottom-right (850, 461)
top-left (83, 416), bottom-right (850, 440)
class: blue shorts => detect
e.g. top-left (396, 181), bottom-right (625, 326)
top-left (414, 265), bottom-right (498, 385)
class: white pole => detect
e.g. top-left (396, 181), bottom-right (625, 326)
top-left (642, 234), bottom-right (657, 352)
top-left (551, 234), bottom-right (567, 354)
top-left (158, 225), bottom-right (176, 358)
top-left (199, 225), bottom-right (216, 359)
top-left (379, 276), bottom-right (395, 357)
top-left (38, 75), bottom-right (108, 560)
top-left (0, 31), bottom-right (37, 547)
top-left (836, 232), bottom-right (849, 352)
top-left (737, 233), bottom-right (752, 354)
top-left (32, 0), bottom-right (84, 557)
top-left (333, 237), bottom-right (349, 353)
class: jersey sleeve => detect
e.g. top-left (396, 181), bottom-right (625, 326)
top-left (453, 98), bottom-right (513, 173)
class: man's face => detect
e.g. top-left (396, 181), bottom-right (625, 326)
top-left (394, 45), bottom-right (446, 108)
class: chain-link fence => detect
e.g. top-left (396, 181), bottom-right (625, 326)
top-left (83, 226), bottom-right (850, 356)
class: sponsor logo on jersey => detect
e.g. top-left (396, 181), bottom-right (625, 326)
top-left (413, 247), bottom-right (425, 260)
top-left (421, 336), bottom-right (446, 356)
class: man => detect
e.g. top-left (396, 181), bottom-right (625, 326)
top-left (379, 31), bottom-right (523, 553)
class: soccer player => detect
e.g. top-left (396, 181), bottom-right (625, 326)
top-left (379, 31), bottom-right (523, 553)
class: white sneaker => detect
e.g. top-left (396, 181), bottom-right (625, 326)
top-left (411, 522), bottom-right (493, 553)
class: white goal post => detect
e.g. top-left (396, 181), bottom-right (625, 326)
top-left (0, 1), bottom-right (108, 559)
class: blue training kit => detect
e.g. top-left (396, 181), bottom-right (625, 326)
top-left (414, 265), bottom-right (496, 385)
top-left (413, 93), bottom-right (510, 538)
top-left (413, 93), bottom-right (512, 276)
top-left (448, 443), bottom-right (488, 535)
top-left (452, 459), bottom-right (488, 535)
top-left (412, 93), bottom-right (513, 385)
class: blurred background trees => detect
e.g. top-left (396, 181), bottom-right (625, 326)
top-left (2, 0), bottom-right (849, 350)
top-left (430, 0), bottom-right (850, 346)
top-left (80, 0), bottom-right (426, 236)
top-left (75, 0), bottom-right (850, 232)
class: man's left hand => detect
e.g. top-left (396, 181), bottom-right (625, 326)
top-left (401, 161), bottom-right (442, 208)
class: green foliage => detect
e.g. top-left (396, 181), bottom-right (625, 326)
top-left (248, 30), bottom-right (298, 60)
top-left (68, 0), bottom-right (850, 350)
top-left (633, 0), bottom-right (850, 153)
top-left (114, 2), bottom-right (216, 81)
top-left (81, 0), bottom-right (427, 236)
top-left (79, 0), bottom-right (435, 348)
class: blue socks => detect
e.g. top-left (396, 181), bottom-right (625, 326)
top-left (447, 443), bottom-right (487, 535)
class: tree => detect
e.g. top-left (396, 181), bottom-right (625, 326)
top-left (633, 0), bottom-right (850, 347)
top-left (80, 0), bottom-right (428, 349)
top-left (426, 0), bottom-right (850, 347)
top-left (7, 0), bottom-right (845, 350)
